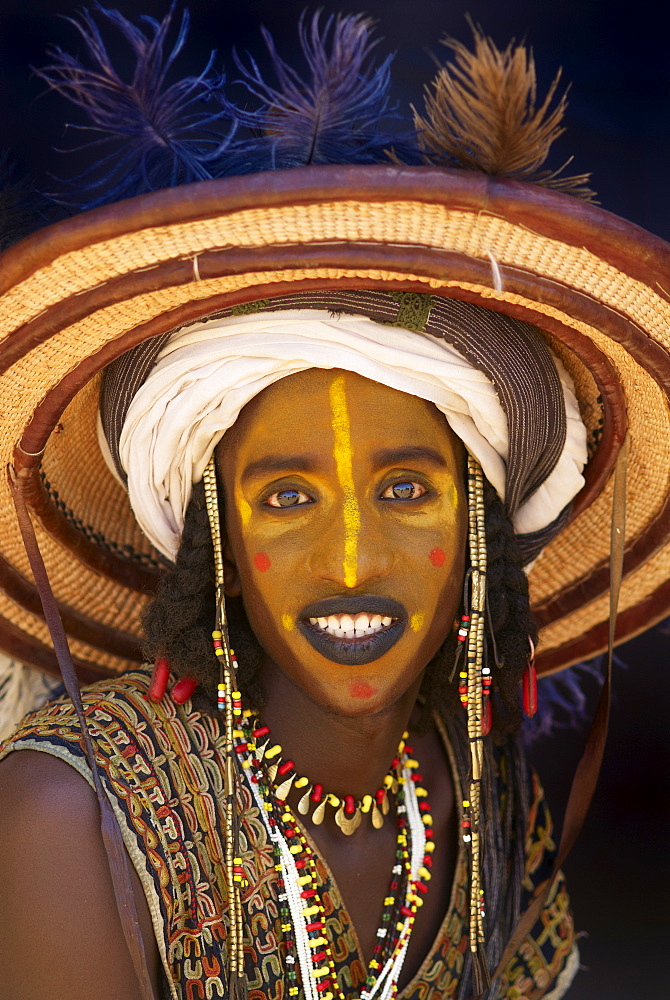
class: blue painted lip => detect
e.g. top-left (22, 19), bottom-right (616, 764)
top-left (296, 595), bottom-right (407, 666)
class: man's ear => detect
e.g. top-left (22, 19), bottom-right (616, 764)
top-left (223, 536), bottom-right (242, 597)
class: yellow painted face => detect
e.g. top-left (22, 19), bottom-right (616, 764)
top-left (216, 368), bottom-right (467, 718)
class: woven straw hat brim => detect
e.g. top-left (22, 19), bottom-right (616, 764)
top-left (0, 165), bottom-right (668, 679)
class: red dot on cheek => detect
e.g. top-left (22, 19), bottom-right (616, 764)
top-left (253, 552), bottom-right (272, 572)
top-left (429, 547), bottom-right (446, 567)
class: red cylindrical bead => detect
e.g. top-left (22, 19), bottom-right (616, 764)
top-left (147, 658), bottom-right (170, 702)
top-left (482, 699), bottom-right (492, 736)
top-left (311, 783), bottom-right (324, 802)
top-left (522, 663), bottom-right (538, 718)
top-left (171, 675), bottom-right (198, 704)
top-left (375, 788), bottom-right (385, 804)
top-left (344, 795), bottom-right (355, 815)
top-left (277, 760), bottom-right (294, 775)
top-left (253, 725), bottom-right (270, 738)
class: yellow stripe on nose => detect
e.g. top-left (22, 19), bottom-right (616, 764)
top-left (329, 375), bottom-right (361, 589)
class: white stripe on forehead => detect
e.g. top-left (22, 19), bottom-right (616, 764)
top-left (109, 310), bottom-right (586, 560)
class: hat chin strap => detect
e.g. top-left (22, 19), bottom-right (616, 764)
top-left (7, 463), bottom-right (159, 1000)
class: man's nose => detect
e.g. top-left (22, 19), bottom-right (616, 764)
top-left (307, 507), bottom-right (394, 589)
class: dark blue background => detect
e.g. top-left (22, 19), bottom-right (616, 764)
top-left (1, 1), bottom-right (668, 995)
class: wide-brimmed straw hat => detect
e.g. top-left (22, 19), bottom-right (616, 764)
top-left (0, 13), bottom-right (668, 683)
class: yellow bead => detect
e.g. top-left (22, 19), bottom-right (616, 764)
top-left (241, 760), bottom-right (251, 769)
top-left (231, 691), bottom-right (241, 700)
top-left (406, 759), bottom-right (419, 769)
top-left (265, 744), bottom-right (282, 759)
top-left (289, 990), bottom-right (299, 996)
top-left (309, 937), bottom-right (327, 948)
top-left (422, 815), bottom-right (433, 826)
top-left (361, 795), bottom-right (373, 813)
top-left (264, 803), bottom-right (273, 811)
top-left (295, 776), bottom-right (309, 789)
top-left (303, 905), bottom-right (320, 917)
top-left (327, 794), bottom-right (340, 807)
top-left (298, 875), bottom-right (312, 885)
top-left (419, 867), bottom-right (432, 880)
top-left (212, 630), bottom-right (222, 639)
top-left (396, 922), bottom-right (404, 932)
top-left (311, 966), bottom-right (329, 978)
top-left (233, 730), bottom-right (244, 738)
top-left (415, 788), bottom-right (428, 797)
top-left (232, 707), bottom-right (241, 715)
top-left (383, 774), bottom-right (393, 789)
top-left (384, 896), bottom-right (394, 906)
top-left (215, 648), bottom-right (224, 656)
top-left (425, 841), bottom-right (436, 853)
top-left (289, 845), bottom-right (302, 855)
top-left (462, 800), bottom-right (470, 808)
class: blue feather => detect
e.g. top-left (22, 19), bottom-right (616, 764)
top-left (35, 3), bottom-right (237, 208)
top-left (223, 11), bottom-right (414, 171)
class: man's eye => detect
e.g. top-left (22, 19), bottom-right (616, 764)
top-left (380, 481), bottom-right (427, 501)
top-left (265, 488), bottom-right (312, 508)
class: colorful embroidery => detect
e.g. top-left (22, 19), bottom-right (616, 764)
top-left (1, 670), bottom-right (575, 999)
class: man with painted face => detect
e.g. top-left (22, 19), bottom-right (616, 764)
top-left (1, 9), bottom-right (668, 1000)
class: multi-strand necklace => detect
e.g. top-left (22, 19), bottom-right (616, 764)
top-left (232, 700), bottom-right (435, 1000)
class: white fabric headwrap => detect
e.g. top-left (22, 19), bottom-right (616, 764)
top-left (110, 310), bottom-right (587, 560)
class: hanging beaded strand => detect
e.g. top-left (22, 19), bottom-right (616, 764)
top-left (202, 456), bottom-right (247, 999)
top-left (463, 456), bottom-right (489, 989)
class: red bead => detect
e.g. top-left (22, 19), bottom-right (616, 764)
top-left (235, 743), bottom-right (248, 753)
top-left (375, 789), bottom-right (386, 804)
top-left (277, 760), bottom-right (294, 775)
top-left (423, 855), bottom-right (433, 867)
top-left (424, 829), bottom-right (433, 838)
top-left (482, 699), bottom-right (492, 736)
top-left (301, 889), bottom-right (316, 898)
top-left (411, 773), bottom-right (423, 782)
top-left (312, 951), bottom-right (326, 963)
top-left (253, 725), bottom-right (270, 738)
top-left (295, 860), bottom-right (307, 870)
top-left (171, 675), bottom-right (198, 704)
top-left (404, 744), bottom-right (414, 754)
top-left (416, 881), bottom-right (428, 894)
top-left (147, 658), bottom-right (170, 702)
top-left (344, 795), bottom-right (355, 815)
top-left (311, 784), bottom-right (324, 803)
top-left (316, 982), bottom-right (331, 993)
top-left (305, 921), bottom-right (323, 931)
top-left (522, 662), bottom-right (538, 718)
top-left (419, 802), bottom-right (431, 812)
top-left (400, 906), bottom-right (413, 917)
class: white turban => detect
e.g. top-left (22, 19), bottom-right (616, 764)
top-left (106, 310), bottom-right (587, 560)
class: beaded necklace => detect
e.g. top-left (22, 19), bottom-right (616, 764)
top-left (237, 719), bottom-right (411, 834)
top-left (233, 701), bottom-right (435, 1000)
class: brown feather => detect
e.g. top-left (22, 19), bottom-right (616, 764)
top-left (414, 27), bottom-right (596, 201)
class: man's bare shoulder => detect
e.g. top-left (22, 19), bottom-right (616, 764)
top-left (0, 749), bottom-right (159, 1000)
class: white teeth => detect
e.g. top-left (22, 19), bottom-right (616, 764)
top-left (308, 611), bottom-right (396, 639)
